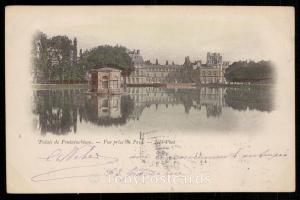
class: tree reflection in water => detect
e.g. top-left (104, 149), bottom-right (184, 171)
top-left (224, 86), bottom-right (274, 112)
top-left (33, 89), bottom-right (87, 135)
top-left (32, 86), bottom-right (274, 135)
top-left (32, 89), bottom-right (134, 135)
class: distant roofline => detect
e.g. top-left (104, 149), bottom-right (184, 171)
top-left (141, 63), bottom-right (183, 67)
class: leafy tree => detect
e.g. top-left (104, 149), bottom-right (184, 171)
top-left (32, 31), bottom-right (49, 83)
top-left (225, 60), bottom-right (275, 83)
top-left (47, 36), bottom-right (73, 80)
top-left (79, 45), bottom-right (134, 76)
top-left (32, 32), bottom-right (79, 82)
top-left (32, 32), bottom-right (135, 83)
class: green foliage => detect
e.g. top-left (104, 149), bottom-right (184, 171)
top-left (32, 32), bottom-right (134, 83)
top-left (79, 45), bottom-right (134, 76)
top-left (225, 60), bottom-right (275, 83)
top-left (32, 31), bottom-right (49, 83)
top-left (48, 36), bottom-right (74, 81)
top-left (32, 32), bottom-right (78, 82)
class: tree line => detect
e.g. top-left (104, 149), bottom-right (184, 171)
top-left (224, 60), bottom-right (275, 83)
top-left (32, 32), bottom-right (134, 83)
top-left (32, 32), bottom-right (81, 83)
top-left (79, 45), bottom-right (134, 77)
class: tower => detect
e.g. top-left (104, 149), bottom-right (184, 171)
top-left (207, 52), bottom-right (222, 67)
top-left (184, 56), bottom-right (191, 68)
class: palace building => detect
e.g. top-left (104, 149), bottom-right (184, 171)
top-left (192, 52), bottom-right (230, 84)
top-left (126, 49), bottom-right (183, 84)
top-left (207, 52), bottom-right (222, 67)
top-left (126, 50), bottom-right (230, 85)
top-left (125, 63), bottom-right (182, 84)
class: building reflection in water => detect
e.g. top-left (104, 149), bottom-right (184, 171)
top-left (32, 86), bottom-right (274, 135)
top-left (84, 94), bottom-right (134, 127)
top-left (126, 87), bottom-right (226, 120)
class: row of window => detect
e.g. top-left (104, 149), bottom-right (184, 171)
top-left (127, 77), bottom-right (165, 83)
top-left (132, 68), bottom-right (180, 75)
top-left (147, 68), bottom-right (180, 72)
top-left (126, 87), bottom-right (166, 93)
top-left (199, 78), bottom-right (222, 83)
top-left (126, 87), bottom-right (223, 94)
top-left (132, 71), bottom-right (168, 77)
top-left (200, 71), bottom-right (221, 76)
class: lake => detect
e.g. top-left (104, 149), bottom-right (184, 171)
top-left (32, 86), bottom-right (274, 135)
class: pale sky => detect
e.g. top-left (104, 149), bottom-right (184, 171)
top-left (11, 6), bottom-right (293, 65)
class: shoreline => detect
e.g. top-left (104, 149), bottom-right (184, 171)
top-left (32, 82), bottom-right (274, 90)
top-left (32, 83), bottom-right (89, 90)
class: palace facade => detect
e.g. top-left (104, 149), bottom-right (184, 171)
top-left (126, 49), bottom-right (183, 84)
top-left (192, 52), bottom-right (230, 84)
top-left (125, 64), bottom-right (183, 84)
top-left (126, 50), bottom-right (230, 85)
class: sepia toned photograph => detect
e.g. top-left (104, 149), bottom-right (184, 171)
top-left (31, 36), bottom-right (275, 135)
top-left (5, 6), bottom-right (295, 193)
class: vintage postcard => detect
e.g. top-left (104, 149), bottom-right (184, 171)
top-left (5, 6), bottom-right (295, 193)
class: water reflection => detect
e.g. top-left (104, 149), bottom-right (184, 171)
top-left (224, 86), bottom-right (274, 112)
top-left (127, 87), bottom-right (226, 119)
top-left (84, 94), bottom-right (134, 127)
top-left (32, 86), bottom-right (274, 135)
